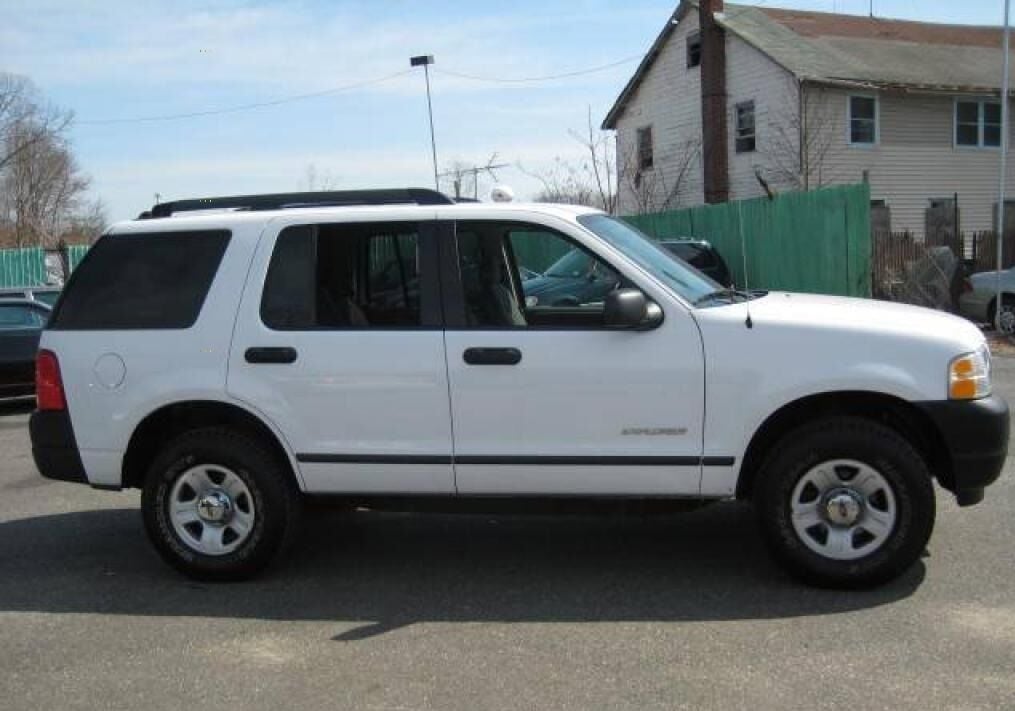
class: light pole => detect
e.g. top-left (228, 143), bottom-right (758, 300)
top-left (997, 0), bottom-right (1011, 332)
top-left (410, 54), bottom-right (439, 190)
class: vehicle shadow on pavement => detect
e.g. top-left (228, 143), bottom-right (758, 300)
top-left (0, 502), bottom-right (924, 638)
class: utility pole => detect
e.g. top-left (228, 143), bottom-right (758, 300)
top-left (410, 55), bottom-right (439, 190)
top-left (997, 0), bottom-right (1011, 331)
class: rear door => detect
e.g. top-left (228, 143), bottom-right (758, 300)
top-left (227, 216), bottom-right (455, 494)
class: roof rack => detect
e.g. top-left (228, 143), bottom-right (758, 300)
top-left (139, 188), bottom-right (454, 219)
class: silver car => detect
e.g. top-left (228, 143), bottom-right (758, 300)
top-left (958, 269), bottom-right (1015, 333)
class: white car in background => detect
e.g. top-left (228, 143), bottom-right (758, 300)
top-left (958, 268), bottom-right (1015, 333)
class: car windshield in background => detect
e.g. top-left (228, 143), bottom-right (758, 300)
top-left (577, 214), bottom-right (718, 304)
top-left (544, 249), bottom-right (593, 278)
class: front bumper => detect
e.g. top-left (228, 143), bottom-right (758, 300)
top-left (917, 394), bottom-right (1009, 506)
top-left (30, 409), bottom-right (88, 485)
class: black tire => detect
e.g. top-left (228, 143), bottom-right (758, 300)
top-left (141, 427), bottom-right (301, 581)
top-left (754, 416), bottom-right (935, 589)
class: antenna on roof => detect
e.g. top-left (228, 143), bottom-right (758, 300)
top-left (736, 199), bottom-right (753, 329)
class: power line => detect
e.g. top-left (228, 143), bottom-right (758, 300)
top-left (76, 52), bottom-right (649, 126)
top-left (77, 69), bottom-right (413, 125)
top-left (432, 55), bottom-right (642, 84)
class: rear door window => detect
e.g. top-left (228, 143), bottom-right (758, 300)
top-left (260, 222), bottom-right (429, 329)
top-left (49, 230), bottom-right (230, 330)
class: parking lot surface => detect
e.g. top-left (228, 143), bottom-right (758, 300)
top-left (1, 363), bottom-right (1014, 710)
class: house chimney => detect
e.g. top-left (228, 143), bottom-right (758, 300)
top-left (700, 0), bottom-right (729, 203)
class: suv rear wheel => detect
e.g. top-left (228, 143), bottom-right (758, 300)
top-left (141, 427), bottom-right (300, 581)
top-left (755, 416), bottom-right (935, 588)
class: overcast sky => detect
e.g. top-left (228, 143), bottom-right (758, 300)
top-left (0, 0), bottom-right (1008, 222)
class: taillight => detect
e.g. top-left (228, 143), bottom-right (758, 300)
top-left (36, 349), bottom-right (66, 411)
top-left (961, 278), bottom-right (973, 294)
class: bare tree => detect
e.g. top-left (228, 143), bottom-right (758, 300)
top-left (522, 109), bottom-right (619, 213)
top-left (303, 163), bottom-right (338, 191)
top-left (64, 198), bottom-right (108, 244)
top-left (1, 122), bottom-right (90, 247)
top-left (524, 157), bottom-right (604, 208)
top-left (0, 73), bottom-right (95, 248)
top-left (616, 135), bottom-right (701, 215)
top-left (0, 74), bottom-right (72, 174)
top-left (765, 81), bottom-right (837, 191)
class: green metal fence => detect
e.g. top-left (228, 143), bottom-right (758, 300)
top-left (0, 247), bottom-right (48, 288)
top-left (66, 244), bottom-right (90, 272)
top-left (0, 244), bottom-right (92, 288)
top-left (624, 183), bottom-right (872, 297)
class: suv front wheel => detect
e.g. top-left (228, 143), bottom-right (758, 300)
top-left (141, 427), bottom-right (300, 581)
top-left (755, 416), bottom-right (936, 588)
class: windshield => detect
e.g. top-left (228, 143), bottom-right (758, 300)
top-left (577, 215), bottom-right (719, 303)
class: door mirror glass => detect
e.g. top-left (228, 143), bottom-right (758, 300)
top-left (604, 289), bottom-right (662, 330)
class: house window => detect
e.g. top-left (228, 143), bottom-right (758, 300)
top-left (955, 100), bottom-right (1002, 148)
top-left (735, 101), bottom-right (756, 153)
top-left (686, 32), bottom-right (701, 68)
top-left (636, 126), bottom-right (654, 170)
top-left (848, 95), bottom-right (877, 145)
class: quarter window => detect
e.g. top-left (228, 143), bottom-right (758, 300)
top-left (955, 100), bottom-right (1002, 148)
top-left (735, 101), bottom-right (756, 153)
top-left (261, 223), bottom-right (422, 329)
top-left (49, 231), bottom-right (230, 330)
top-left (848, 95), bottom-right (877, 145)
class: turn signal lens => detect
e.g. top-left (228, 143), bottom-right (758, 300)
top-left (948, 347), bottom-right (991, 400)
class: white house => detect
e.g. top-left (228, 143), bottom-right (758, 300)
top-left (603, 0), bottom-right (1015, 236)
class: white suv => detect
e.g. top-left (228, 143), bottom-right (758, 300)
top-left (30, 188), bottom-right (1008, 587)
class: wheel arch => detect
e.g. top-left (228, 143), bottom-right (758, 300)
top-left (122, 399), bottom-right (301, 490)
top-left (736, 390), bottom-right (952, 499)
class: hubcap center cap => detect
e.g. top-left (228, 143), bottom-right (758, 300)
top-left (196, 491), bottom-right (233, 524)
top-left (824, 490), bottom-right (863, 526)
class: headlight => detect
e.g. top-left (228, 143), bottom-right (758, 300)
top-left (949, 346), bottom-right (991, 400)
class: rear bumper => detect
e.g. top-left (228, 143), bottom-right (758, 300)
top-left (917, 395), bottom-right (1009, 506)
top-left (29, 409), bottom-right (88, 485)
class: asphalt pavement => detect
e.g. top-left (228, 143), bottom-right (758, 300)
top-left (1, 363), bottom-right (1013, 710)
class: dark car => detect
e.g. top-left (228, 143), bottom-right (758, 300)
top-left (659, 239), bottom-right (732, 287)
top-left (0, 299), bottom-right (50, 399)
top-left (520, 248), bottom-right (622, 307)
top-left (0, 286), bottom-right (61, 306)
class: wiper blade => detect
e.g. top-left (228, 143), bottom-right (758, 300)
top-left (693, 288), bottom-right (748, 306)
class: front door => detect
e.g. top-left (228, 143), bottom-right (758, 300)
top-left (441, 218), bottom-right (706, 495)
top-left (228, 217), bottom-right (455, 494)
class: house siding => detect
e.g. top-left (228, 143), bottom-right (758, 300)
top-left (808, 88), bottom-right (1015, 234)
top-left (725, 33), bottom-right (800, 201)
top-left (612, 9), bottom-right (1013, 234)
top-left (614, 9), bottom-right (704, 215)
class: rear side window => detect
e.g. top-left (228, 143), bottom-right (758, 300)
top-left (261, 222), bottom-right (422, 330)
top-left (50, 231), bottom-right (230, 330)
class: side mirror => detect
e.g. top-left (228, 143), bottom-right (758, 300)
top-left (604, 289), bottom-right (662, 330)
